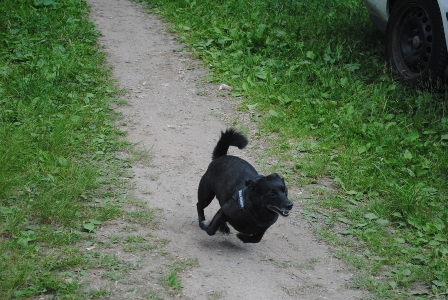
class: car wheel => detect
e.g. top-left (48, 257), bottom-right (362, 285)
top-left (387, 0), bottom-right (448, 85)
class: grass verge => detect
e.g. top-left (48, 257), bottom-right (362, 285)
top-left (137, 0), bottom-right (447, 298)
top-left (0, 0), bottom-right (170, 298)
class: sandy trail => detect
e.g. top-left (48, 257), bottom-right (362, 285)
top-left (87, 0), bottom-right (365, 299)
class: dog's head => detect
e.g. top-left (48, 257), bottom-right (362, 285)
top-left (245, 173), bottom-right (293, 217)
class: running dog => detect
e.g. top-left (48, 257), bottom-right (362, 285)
top-left (197, 129), bottom-right (293, 243)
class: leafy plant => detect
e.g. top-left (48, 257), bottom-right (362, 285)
top-left (83, 219), bottom-right (103, 233)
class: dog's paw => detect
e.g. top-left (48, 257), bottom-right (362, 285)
top-left (199, 220), bottom-right (209, 230)
top-left (219, 224), bottom-right (231, 235)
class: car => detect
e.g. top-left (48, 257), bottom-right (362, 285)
top-left (364, 0), bottom-right (448, 85)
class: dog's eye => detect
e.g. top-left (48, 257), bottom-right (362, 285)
top-left (270, 192), bottom-right (277, 198)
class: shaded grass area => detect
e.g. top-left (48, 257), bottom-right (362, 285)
top-left (138, 0), bottom-right (448, 298)
top-left (0, 0), bottom-right (134, 297)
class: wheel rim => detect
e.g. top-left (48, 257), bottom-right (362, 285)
top-left (397, 5), bottom-right (433, 74)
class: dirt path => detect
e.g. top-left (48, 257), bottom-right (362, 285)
top-left (87, 0), bottom-right (366, 299)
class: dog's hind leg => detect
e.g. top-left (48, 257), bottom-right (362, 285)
top-left (197, 176), bottom-right (215, 226)
top-left (197, 202), bottom-right (207, 225)
top-left (219, 223), bottom-right (230, 234)
top-left (237, 229), bottom-right (267, 243)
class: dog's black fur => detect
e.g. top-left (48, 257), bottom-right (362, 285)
top-left (197, 129), bottom-right (293, 243)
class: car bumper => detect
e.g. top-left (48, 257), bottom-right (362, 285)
top-left (363, 0), bottom-right (388, 33)
top-left (438, 0), bottom-right (448, 55)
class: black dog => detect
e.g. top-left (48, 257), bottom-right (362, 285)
top-left (197, 129), bottom-right (293, 243)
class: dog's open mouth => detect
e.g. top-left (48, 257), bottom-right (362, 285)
top-left (267, 205), bottom-right (291, 217)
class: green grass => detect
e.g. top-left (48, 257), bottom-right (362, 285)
top-left (162, 258), bottom-right (198, 292)
top-left (0, 0), bottom-right (134, 298)
top-left (2, 0), bottom-right (447, 298)
top-left (137, 0), bottom-right (448, 298)
top-left (0, 2), bottom-right (189, 299)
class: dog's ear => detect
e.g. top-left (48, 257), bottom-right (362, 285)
top-left (271, 173), bottom-right (288, 196)
top-left (279, 176), bottom-right (288, 196)
top-left (275, 173), bottom-right (286, 184)
top-left (270, 173), bottom-right (285, 181)
top-left (245, 177), bottom-right (261, 189)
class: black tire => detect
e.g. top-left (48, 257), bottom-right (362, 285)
top-left (386, 0), bottom-right (448, 85)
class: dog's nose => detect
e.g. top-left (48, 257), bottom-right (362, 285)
top-left (286, 203), bottom-right (293, 210)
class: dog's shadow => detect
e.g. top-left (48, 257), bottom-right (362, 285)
top-left (197, 236), bottom-right (251, 253)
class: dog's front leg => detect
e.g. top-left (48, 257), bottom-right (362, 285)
top-left (237, 229), bottom-right (267, 243)
top-left (200, 208), bottom-right (226, 236)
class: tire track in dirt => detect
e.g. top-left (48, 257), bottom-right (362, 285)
top-left (88, 0), bottom-right (366, 299)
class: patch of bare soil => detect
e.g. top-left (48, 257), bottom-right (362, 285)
top-left (87, 0), bottom-right (367, 299)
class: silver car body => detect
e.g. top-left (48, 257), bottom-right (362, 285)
top-left (364, 0), bottom-right (448, 51)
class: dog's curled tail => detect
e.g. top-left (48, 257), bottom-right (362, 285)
top-left (212, 128), bottom-right (248, 160)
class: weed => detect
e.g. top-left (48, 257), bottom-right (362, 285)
top-left (83, 289), bottom-right (108, 298)
top-left (163, 271), bottom-right (183, 291)
top-left (209, 290), bottom-right (224, 299)
top-left (146, 290), bottom-right (165, 300)
top-left (122, 234), bottom-right (153, 252)
top-left (123, 209), bottom-right (156, 226)
top-left (129, 147), bottom-right (154, 167)
top-left (162, 258), bottom-right (198, 292)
